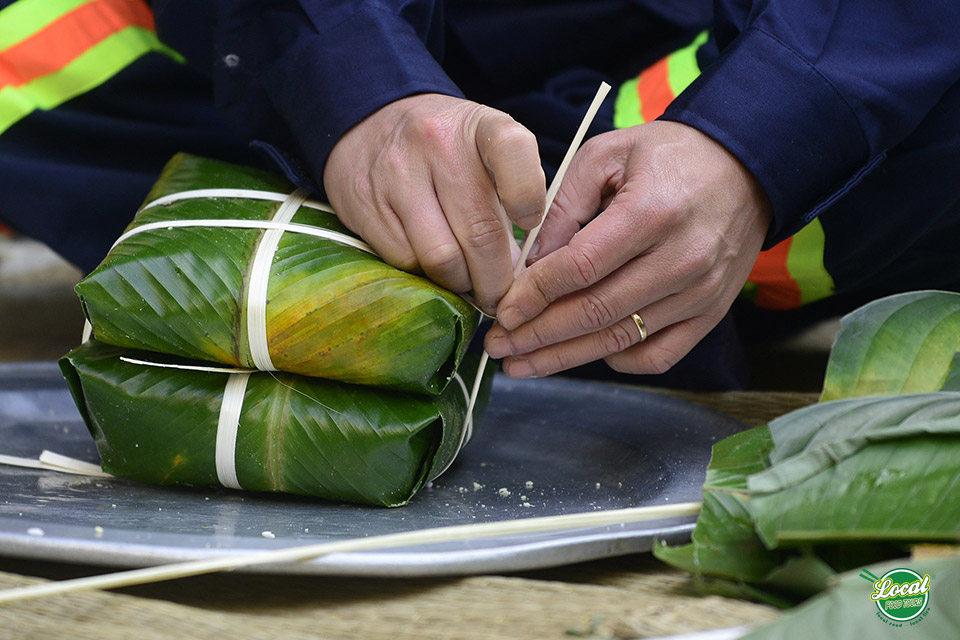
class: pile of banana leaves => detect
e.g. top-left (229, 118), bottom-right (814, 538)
top-left (61, 154), bottom-right (490, 506)
top-left (655, 290), bottom-right (960, 613)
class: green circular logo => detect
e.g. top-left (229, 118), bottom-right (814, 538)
top-left (871, 568), bottom-right (931, 622)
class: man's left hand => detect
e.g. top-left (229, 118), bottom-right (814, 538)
top-left (483, 121), bottom-right (772, 377)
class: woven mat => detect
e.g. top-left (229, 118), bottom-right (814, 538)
top-left (0, 391), bottom-right (817, 640)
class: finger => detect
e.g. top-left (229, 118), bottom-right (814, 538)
top-left (476, 112), bottom-right (546, 230)
top-left (604, 313), bottom-right (719, 376)
top-left (390, 184), bottom-right (471, 293)
top-left (336, 198), bottom-right (420, 274)
top-left (499, 313), bottom-right (649, 379)
top-left (433, 164), bottom-right (515, 313)
top-left (497, 291), bottom-right (699, 378)
top-left (524, 204), bottom-right (580, 265)
top-left (496, 197), bottom-right (663, 331)
top-left (485, 253), bottom-right (696, 358)
top-left (530, 134), bottom-right (625, 261)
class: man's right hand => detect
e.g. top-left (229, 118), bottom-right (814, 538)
top-left (322, 93), bottom-right (546, 314)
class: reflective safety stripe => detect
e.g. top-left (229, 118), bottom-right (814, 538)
top-left (636, 57), bottom-right (672, 124)
top-left (0, 0), bottom-right (182, 135)
top-left (666, 31), bottom-right (707, 98)
top-left (747, 235), bottom-right (798, 309)
top-left (0, 0), bottom-right (155, 88)
top-left (614, 30), bottom-right (835, 310)
top-left (0, 0), bottom-right (89, 51)
top-left (786, 217), bottom-right (834, 306)
top-left (747, 218), bottom-right (834, 310)
top-left (613, 31), bottom-right (708, 128)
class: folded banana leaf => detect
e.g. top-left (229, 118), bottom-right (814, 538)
top-left (76, 153), bottom-right (480, 395)
top-left (60, 341), bottom-right (493, 507)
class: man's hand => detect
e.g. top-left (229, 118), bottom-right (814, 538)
top-left (484, 121), bottom-right (772, 377)
top-left (323, 93), bottom-right (546, 314)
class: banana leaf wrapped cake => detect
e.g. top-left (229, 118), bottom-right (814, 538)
top-left (60, 341), bottom-right (492, 507)
top-left (76, 153), bottom-right (480, 395)
top-left (63, 153), bottom-right (494, 506)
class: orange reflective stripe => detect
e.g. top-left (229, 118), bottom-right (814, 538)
top-left (747, 218), bottom-right (834, 310)
top-left (748, 237), bottom-right (802, 310)
top-left (637, 57), bottom-right (674, 123)
top-left (614, 31), bottom-right (708, 129)
top-left (0, 0), bottom-right (153, 89)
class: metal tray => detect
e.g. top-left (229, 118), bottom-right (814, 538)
top-left (0, 362), bottom-right (747, 576)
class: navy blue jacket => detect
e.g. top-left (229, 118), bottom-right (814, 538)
top-left (1, 0), bottom-right (958, 389)
top-left (150, 0), bottom-right (960, 248)
top-left (2, 0), bottom-right (959, 314)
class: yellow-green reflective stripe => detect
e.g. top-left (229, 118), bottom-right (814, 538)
top-left (0, 0), bottom-right (91, 50)
top-left (0, 26), bottom-right (182, 135)
top-left (786, 217), bottom-right (834, 305)
top-left (613, 76), bottom-right (641, 129)
top-left (613, 30), bottom-right (708, 130)
top-left (666, 30), bottom-right (707, 97)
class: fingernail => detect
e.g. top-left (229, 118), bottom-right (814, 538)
top-left (498, 305), bottom-right (524, 331)
top-left (505, 357), bottom-right (535, 378)
top-left (527, 240), bottom-right (541, 262)
top-left (475, 298), bottom-right (498, 317)
top-left (485, 332), bottom-right (514, 359)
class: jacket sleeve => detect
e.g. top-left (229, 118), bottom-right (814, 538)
top-left (151, 1), bottom-right (463, 191)
top-left (659, 0), bottom-right (960, 246)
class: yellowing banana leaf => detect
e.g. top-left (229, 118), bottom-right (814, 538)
top-left (76, 153), bottom-right (480, 394)
top-left (821, 290), bottom-right (960, 401)
top-left (59, 340), bottom-right (493, 507)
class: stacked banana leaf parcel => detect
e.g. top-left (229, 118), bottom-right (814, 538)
top-left (60, 154), bottom-right (493, 507)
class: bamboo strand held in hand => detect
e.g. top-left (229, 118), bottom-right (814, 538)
top-left (465, 82), bottom-right (611, 419)
top-left (0, 501), bottom-right (700, 604)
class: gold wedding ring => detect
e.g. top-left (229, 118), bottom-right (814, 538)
top-left (630, 312), bottom-right (648, 342)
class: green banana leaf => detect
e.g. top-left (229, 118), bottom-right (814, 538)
top-left (743, 556), bottom-right (960, 639)
top-left (76, 153), bottom-right (479, 395)
top-left (653, 425), bottom-right (783, 583)
top-left (751, 393), bottom-right (960, 547)
top-left (60, 340), bottom-right (493, 507)
top-left (654, 291), bottom-right (960, 603)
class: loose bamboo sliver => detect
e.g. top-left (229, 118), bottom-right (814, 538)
top-left (0, 501), bottom-right (701, 604)
top-left (0, 452), bottom-right (111, 478)
top-left (517, 81), bottom-right (611, 268)
top-left (37, 451), bottom-right (111, 478)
